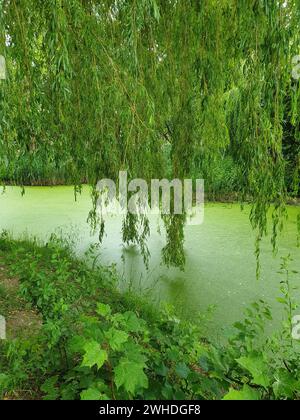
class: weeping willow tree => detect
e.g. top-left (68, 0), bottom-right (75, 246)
top-left (0, 0), bottom-right (299, 271)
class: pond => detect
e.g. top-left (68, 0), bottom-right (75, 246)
top-left (0, 185), bottom-right (299, 339)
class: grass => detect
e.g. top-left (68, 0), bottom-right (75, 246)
top-left (0, 257), bottom-right (41, 340)
top-left (0, 233), bottom-right (160, 323)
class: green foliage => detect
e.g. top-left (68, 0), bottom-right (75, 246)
top-left (0, 236), bottom-right (212, 400)
top-left (0, 374), bottom-right (9, 398)
top-left (209, 259), bottom-right (300, 400)
top-left (236, 354), bottom-right (271, 389)
top-left (81, 341), bottom-right (108, 370)
top-left (0, 152), bottom-right (71, 186)
top-left (1, 0), bottom-right (299, 268)
top-left (1, 236), bottom-right (300, 400)
top-left (114, 356), bottom-right (148, 395)
top-left (223, 385), bottom-right (261, 401)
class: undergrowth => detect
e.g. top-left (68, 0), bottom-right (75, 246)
top-left (0, 232), bottom-right (299, 400)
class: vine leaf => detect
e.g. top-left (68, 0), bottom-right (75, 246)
top-left (114, 358), bottom-right (148, 395)
top-left (223, 385), bottom-right (261, 400)
top-left (236, 354), bottom-right (271, 388)
top-left (81, 341), bottom-right (108, 369)
top-left (175, 362), bottom-right (190, 379)
top-left (80, 388), bottom-right (109, 400)
top-left (121, 311), bottom-right (146, 333)
top-left (273, 370), bottom-right (300, 399)
top-left (105, 328), bottom-right (128, 351)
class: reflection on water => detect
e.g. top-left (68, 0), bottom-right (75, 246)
top-left (0, 185), bottom-right (299, 337)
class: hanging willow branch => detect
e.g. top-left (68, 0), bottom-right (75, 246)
top-left (0, 0), bottom-right (299, 272)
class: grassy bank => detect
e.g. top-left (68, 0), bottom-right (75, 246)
top-left (0, 233), bottom-right (300, 400)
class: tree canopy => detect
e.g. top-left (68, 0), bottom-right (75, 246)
top-left (1, 0), bottom-right (300, 270)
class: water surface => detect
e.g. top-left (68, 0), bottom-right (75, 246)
top-left (0, 185), bottom-right (299, 339)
